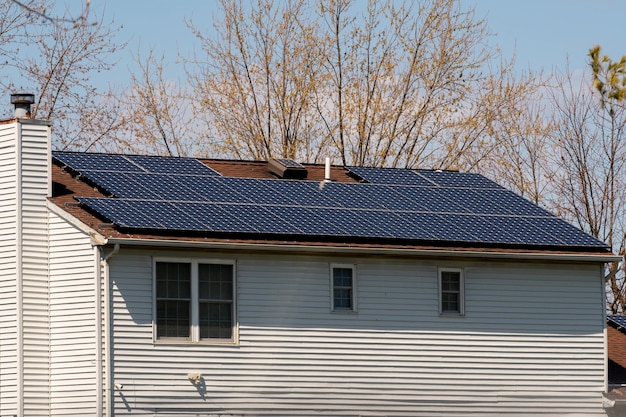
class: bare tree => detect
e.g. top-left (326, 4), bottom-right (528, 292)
top-left (188, 0), bottom-right (326, 161)
top-left (189, 0), bottom-right (543, 169)
top-left (116, 50), bottom-right (201, 157)
top-left (1, 0), bottom-right (125, 151)
top-left (8, 0), bottom-right (94, 27)
top-left (548, 54), bottom-right (626, 313)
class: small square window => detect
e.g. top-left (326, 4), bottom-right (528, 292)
top-left (331, 264), bottom-right (356, 312)
top-left (439, 268), bottom-right (464, 315)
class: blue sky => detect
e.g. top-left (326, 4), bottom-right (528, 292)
top-left (61, 0), bottom-right (626, 86)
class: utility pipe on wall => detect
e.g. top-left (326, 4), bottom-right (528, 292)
top-left (102, 243), bottom-right (119, 417)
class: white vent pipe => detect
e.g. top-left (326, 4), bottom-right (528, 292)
top-left (324, 157), bottom-right (331, 182)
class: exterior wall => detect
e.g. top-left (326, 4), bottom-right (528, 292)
top-left (0, 120), bottom-right (51, 416)
top-left (48, 209), bottom-right (100, 415)
top-left (108, 247), bottom-right (607, 416)
top-left (0, 122), bottom-right (20, 415)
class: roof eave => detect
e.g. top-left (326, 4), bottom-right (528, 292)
top-left (48, 200), bottom-right (619, 263)
top-left (100, 236), bottom-right (620, 263)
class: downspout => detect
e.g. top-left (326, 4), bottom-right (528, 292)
top-left (602, 263), bottom-right (608, 394)
top-left (15, 121), bottom-right (23, 417)
top-left (94, 246), bottom-right (103, 417)
top-left (103, 243), bottom-right (119, 417)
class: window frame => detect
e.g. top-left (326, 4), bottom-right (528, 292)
top-left (330, 263), bottom-right (357, 313)
top-left (438, 267), bottom-right (464, 316)
top-left (153, 257), bottom-right (237, 344)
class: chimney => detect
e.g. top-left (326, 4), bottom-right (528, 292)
top-left (0, 93), bottom-right (51, 414)
top-left (10, 93), bottom-right (35, 119)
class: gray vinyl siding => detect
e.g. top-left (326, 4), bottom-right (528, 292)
top-left (48, 210), bottom-right (100, 415)
top-left (0, 121), bottom-right (51, 416)
top-left (108, 248), bottom-right (607, 416)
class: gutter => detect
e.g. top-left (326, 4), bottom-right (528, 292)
top-left (104, 237), bottom-right (622, 263)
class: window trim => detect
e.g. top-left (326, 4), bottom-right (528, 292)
top-left (153, 257), bottom-right (238, 344)
top-left (438, 267), bottom-right (464, 316)
top-left (330, 263), bottom-right (357, 313)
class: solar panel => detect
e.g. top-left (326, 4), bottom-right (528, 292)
top-left (370, 211), bottom-right (442, 240)
top-left (347, 166), bottom-right (434, 186)
top-left (138, 200), bottom-right (207, 230)
top-left (266, 180), bottom-right (337, 207)
top-left (77, 197), bottom-right (163, 229)
top-left (487, 189), bottom-right (553, 217)
top-left (446, 214), bottom-right (522, 245)
top-left (312, 208), bottom-right (395, 238)
top-left (178, 176), bottom-right (252, 203)
top-left (219, 204), bottom-right (301, 234)
top-left (175, 202), bottom-right (258, 233)
top-left (225, 178), bottom-right (296, 205)
top-left (437, 188), bottom-right (510, 215)
top-left (528, 217), bottom-right (606, 247)
top-left (54, 152), bottom-right (144, 173)
top-left (485, 216), bottom-right (564, 246)
top-left (392, 186), bottom-right (469, 214)
top-left (54, 151), bottom-right (220, 176)
top-left (126, 155), bottom-right (220, 176)
top-left (79, 171), bottom-right (156, 199)
top-left (416, 170), bottom-right (503, 189)
top-left (267, 205), bottom-right (341, 235)
top-left (318, 182), bottom-right (382, 209)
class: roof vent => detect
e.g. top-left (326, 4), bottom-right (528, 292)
top-left (11, 93), bottom-right (35, 119)
top-left (268, 158), bottom-right (308, 179)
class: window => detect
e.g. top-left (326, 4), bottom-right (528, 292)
top-left (155, 259), bottom-right (236, 343)
top-left (331, 264), bottom-right (356, 312)
top-left (439, 268), bottom-right (464, 315)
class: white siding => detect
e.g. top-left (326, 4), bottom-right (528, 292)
top-left (0, 122), bottom-right (19, 415)
top-left (0, 120), bottom-right (51, 416)
top-left (48, 210), bottom-right (100, 415)
top-left (108, 248), bottom-right (608, 416)
top-left (19, 121), bottom-right (51, 416)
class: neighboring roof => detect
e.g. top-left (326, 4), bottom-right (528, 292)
top-left (610, 316), bottom-right (626, 329)
top-left (608, 316), bottom-right (626, 386)
top-left (49, 151), bottom-right (614, 257)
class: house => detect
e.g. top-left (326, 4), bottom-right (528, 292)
top-left (608, 316), bottom-right (626, 385)
top-left (0, 98), bottom-right (623, 416)
top-left (605, 316), bottom-right (626, 414)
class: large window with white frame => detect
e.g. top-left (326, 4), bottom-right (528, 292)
top-left (439, 268), bottom-right (464, 315)
top-left (154, 258), bottom-right (236, 343)
top-left (330, 264), bottom-right (357, 312)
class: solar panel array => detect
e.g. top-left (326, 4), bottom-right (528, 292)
top-left (52, 152), bottom-right (608, 249)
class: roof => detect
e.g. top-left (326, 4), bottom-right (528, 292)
top-left (49, 151), bottom-right (614, 258)
top-left (609, 316), bottom-right (626, 329)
